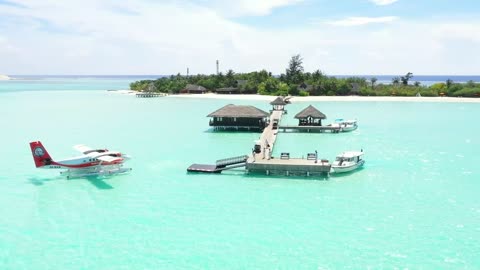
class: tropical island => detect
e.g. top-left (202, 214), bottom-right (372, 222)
top-left (130, 55), bottom-right (480, 97)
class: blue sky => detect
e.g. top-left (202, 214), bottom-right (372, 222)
top-left (234, 0), bottom-right (479, 27)
top-left (0, 0), bottom-right (479, 75)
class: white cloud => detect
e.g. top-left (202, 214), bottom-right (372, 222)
top-left (325, 16), bottom-right (398, 26)
top-left (369, 0), bottom-right (399, 6)
top-left (0, 0), bottom-right (479, 75)
top-left (0, 36), bottom-right (20, 53)
top-left (433, 23), bottom-right (480, 43)
top-left (211, 0), bottom-right (303, 17)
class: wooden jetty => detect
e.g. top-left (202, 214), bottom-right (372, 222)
top-left (187, 98), bottom-right (338, 177)
top-left (253, 110), bottom-right (283, 160)
top-left (247, 108), bottom-right (331, 176)
top-left (136, 92), bottom-right (165, 98)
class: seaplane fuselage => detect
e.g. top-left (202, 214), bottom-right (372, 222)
top-left (39, 154), bottom-right (123, 169)
top-left (29, 141), bottom-right (131, 177)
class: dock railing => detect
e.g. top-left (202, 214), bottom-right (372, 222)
top-left (215, 155), bottom-right (249, 167)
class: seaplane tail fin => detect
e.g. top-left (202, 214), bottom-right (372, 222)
top-left (29, 141), bottom-right (53, 168)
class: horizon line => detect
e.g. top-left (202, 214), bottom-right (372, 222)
top-left (5, 74), bottom-right (480, 77)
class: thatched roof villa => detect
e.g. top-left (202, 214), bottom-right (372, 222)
top-left (182, 84), bottom-right (207, 94)
top-left (294, 105), bottom-right (327, 126)
top-left (269, 96), bottom-right (287, 111)
top-left (207, 104), bottom-right (270, 131)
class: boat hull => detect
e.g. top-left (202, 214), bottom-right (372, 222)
top-left (331, 160), bottom-right (365, 173)
top-left (340, 125), bottom-right (357, 132)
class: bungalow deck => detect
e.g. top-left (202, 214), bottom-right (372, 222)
top-left (278, 125), bottom-right (343, 133)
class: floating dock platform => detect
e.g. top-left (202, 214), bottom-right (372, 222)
top-left (187, 155), bottom-right (248, 173)
top-left (246, 157), bottom-right (331, 176)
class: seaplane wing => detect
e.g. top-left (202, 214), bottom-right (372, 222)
top-left (73, 144), bottom-right (95, 154)
top-left (97, 155), bottom-right (123, 163)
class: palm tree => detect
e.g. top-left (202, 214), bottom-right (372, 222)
top-left (392, 77), bottom-right (400, 86)
top-left (369, 77), bottom-right (378, 90)
top-left (401, 72), bottom-right (413, 86)
top-left (446, 79), bottom-right (453, 89)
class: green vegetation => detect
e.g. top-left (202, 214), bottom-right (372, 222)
top-left (130, 55), bottom-right (480, 97)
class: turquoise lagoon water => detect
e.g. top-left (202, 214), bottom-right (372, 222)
top-left (0, 75), bottom-right (158, 92)
top-left (1, 80), bottom-right (480, 269)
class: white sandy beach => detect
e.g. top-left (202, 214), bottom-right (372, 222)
top-left (113, 90), bottom-right (480, 103)
top-left (111, 90), bottom-right (137, 95)
top-left (0, 74), bottom-right (11, 80)
top-left (165, 93), bottom-right (480, 103)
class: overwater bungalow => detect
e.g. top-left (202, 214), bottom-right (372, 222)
top-left (181, 84), bottom-right (207, 94)
top-left (294, 105), bottom-right (326, 126)
top-left (207, 104), bottom-right (270, 131)
top-left (270, 96), bottom-right (287, 111)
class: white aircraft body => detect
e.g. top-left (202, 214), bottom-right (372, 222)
top-left (29, 141), bottom-right (132, 178)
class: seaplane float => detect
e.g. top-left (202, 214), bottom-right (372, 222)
top-left (29, 141), bottom-right (132, 179)
top-left (330, 150), bottom-right (365, 174)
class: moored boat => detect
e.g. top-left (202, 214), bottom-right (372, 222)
top-left (329, 119), bottom-right (358, 132)
top-left (331, 151), bottom-right (365, 173)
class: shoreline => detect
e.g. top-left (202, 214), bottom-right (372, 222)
top-left (166, 93), bottom-right (480, 103)
top-left (113, 90), bottom-right (480, 103)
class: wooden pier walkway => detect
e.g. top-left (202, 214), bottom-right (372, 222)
top-left (253, 110), bottom-right (283, 160)
top-left (187, 101), bottom-right (341, 177)
top-left (247, 109), bottom-right (331, 176)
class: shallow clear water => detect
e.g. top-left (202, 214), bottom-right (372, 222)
top-left (0, 81), bottom-right (479, 269)
top-left (0, 76), bottom-right (156, 92)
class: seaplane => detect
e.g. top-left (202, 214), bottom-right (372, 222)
top-left (29, 141), bottom-right (132, 179)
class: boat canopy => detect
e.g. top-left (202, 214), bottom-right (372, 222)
top-left (337, 151), bottom-right (364, 159)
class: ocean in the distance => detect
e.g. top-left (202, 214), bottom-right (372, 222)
top-left (1, 75), bottom-right (480, 93)
top-left (0, 77), bottom-right (480, 269)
